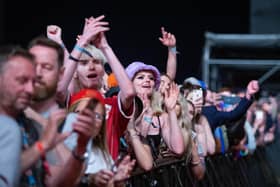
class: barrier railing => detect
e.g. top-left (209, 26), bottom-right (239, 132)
top-left (126, 139), bottom-right (280, 187)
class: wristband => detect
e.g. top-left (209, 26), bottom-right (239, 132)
top-left (168, 46), bottom-right (178, 54)
top-left (190, 158), bottom-right (201, 166)
top-left (35, 141), bottom-right (52, 176)
top-left (35, 141), bottom-right (45, 156)
top-left (69, 55), bottom-right (80, 62)
top-left (80, 175), bottom-right (91, 185)
top-left (74, 45), bottom-right (93, 57)
top-left (239, 149), bottom-right (249, 157)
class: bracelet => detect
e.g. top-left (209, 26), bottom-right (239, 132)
top-left (80, 174), bottom-right (91, 185)
top-left (239, 149), bottom-right (249, 157)
top-left (130, 133), bottom-right (140, 139)
top-left (69, 55), bottom-right (80, 62)
top-left (168, 46), bottom-right (178, 54)
top-left (190, 157), bottom-right (201, 166)
top-left (74, 45), bottom-right (93, 57)
top-left (72, 149), bottom-right (87, 162)
top-left (35, 141), bottom-right (45, 157)
top-left (129, 130), bottom-right (140, 139)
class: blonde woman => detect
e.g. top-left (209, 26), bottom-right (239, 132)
top-left (125, 62), bottom-right (185, 159)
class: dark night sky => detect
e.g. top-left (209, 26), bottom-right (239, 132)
top-left (2, 0), bottom-right (250, 84)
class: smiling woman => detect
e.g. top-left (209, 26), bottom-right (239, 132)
top-left (125, 61), bottom-right (185, 158)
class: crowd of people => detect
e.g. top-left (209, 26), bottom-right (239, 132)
top-left (0, 15), bottom-right (279, 187)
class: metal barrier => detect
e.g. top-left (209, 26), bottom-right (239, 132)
top-left (126, 139), bottom-right (280, 187)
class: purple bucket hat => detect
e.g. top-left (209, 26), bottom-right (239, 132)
top-left (125, 61), bottom-right (161, 89)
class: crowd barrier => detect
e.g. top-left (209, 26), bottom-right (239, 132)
top-left (126, 138), bottom-right (280, 187)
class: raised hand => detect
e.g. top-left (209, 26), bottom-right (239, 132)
top-left (92, 31), bottom-right (110, 50)
top-left (47, 25), bottom-right (63, 44)
top-left (82, 16), bottom-right (94, 34)
top-left (78, 15), bottom-right (110, 47)
top-left (159, 27), bottom-right (176, 48)
top-left (246, 80), bottom-right (259, 100)
top-left (164, 82), bottom-right (179, 111)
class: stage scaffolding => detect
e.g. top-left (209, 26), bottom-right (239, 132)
top-left (202, 32), bottom-right (280, 92)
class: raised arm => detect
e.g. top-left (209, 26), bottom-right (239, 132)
top-left (159, 27), bottom-right (177, 80)
top-left (161, 82), bottom-right (185, 155)
top-left (216, 80), bottom-right (260, 125)
top-left (56, 15), bottom-right (109, 98)
top-left (94, 31), bottom-right (136, 110)
top-left (47, 25), bottom-right (70, 63)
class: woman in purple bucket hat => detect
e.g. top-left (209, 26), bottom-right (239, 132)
top-left (125, 61), bottom-right (185, 159)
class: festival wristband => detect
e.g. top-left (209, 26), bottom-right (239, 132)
top-left (168, 46), bottom-right (178, 54)
top-left (74, 45), bottom-right (93, 57)
top-left (35, 141), bottom-right (45, 156)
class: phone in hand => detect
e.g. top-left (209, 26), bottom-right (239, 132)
top-left (62, 112), bottom-right (78, 133)
top-left (187, 88), bottom-right (203, 102)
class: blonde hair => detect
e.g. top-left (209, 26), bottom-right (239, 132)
top-left (151, 90), bottom-right (164, 116)
top-left (176, 94), bottom-right (193, 160)
top-left (151, 90), bottom-right (193, 159)
top-left (81, 44), bottom-right (107, 64)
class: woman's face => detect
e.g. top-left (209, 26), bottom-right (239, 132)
top-left (159, 75), bottom-right (171, 95)
top-left (187, 102), bottom-right (195, 121)
top-left (74, 100), bottom-right (105, 138)
top-left (132, 71), bottom-right (155, 96)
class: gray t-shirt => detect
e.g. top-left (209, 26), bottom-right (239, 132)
top-left (0, 115), bottom-right (21, 187)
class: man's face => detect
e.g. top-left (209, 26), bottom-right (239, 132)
top-left (76, 57), bottom-right (104, 90)
top-left (0, 56), bottom-right (35, 113)
top-left (29, 45), bottom-right (61, 101)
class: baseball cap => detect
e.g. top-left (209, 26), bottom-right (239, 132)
top-left (183, 77), bottom-right (201, 87)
